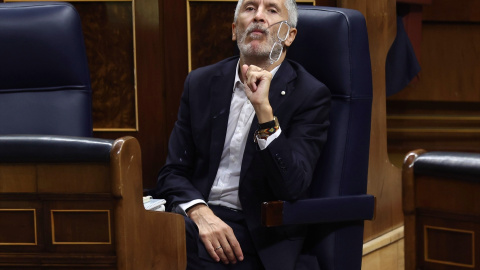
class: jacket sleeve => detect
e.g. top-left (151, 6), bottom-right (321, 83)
top-left (259, 81), bottom-right (330, 201)
top-left (154, 72), bottom-right (205, 213)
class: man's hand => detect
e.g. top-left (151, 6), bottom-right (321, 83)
top-left (242, 64), bottom-right (274, 123)
top-left (187, 204), bottom-right (244, 264)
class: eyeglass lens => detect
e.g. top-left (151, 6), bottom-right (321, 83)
top-left (269, 21), bottom-right (290, 64)
top-left (277, 21), bottom-right (289, 41)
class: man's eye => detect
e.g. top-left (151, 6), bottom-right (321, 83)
top-left (268, 9), bottom-right (278, 13)
top-left (245, 6), bottom-right (255, 11)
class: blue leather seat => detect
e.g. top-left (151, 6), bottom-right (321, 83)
top-left (0, 2), bottom-right (92, 136)
top-left (413, 151), bottom-right (480, 181)
top-left (262, 6), bottom-right (375, 269)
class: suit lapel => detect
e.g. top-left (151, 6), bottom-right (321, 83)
top-left (207, 59), bottom-right (237, 188)
top-left (268, 60), bottom-right (297, 113)
top-left (240, 60), bottom-right (297, 181)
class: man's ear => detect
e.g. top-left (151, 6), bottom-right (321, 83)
top-left (232, 23), bottom-right (237, 41)
top-left (284, 27), bottom-right (297, 47)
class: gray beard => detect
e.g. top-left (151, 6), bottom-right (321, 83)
top-left (236, 23), bottom-right (275, 60)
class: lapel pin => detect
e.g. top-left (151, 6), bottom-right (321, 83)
top-left (281, 91), bottom-right (286, 96)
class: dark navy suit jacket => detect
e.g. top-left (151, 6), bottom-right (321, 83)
top-left (156, 56), bottom-right (330, 269)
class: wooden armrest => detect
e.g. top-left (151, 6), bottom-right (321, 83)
top-left (111, 137), bottom-right (186, 270)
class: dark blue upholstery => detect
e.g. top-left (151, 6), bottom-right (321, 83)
top-left (0, 2), bottom-right (92, 136)
top-left (263, 6), bottom-right (374, 270)
top-left (0, 135), bottom-right (113, 163)
top-left (289, 6), bottom-right (372, 198)
top-left (414, 151), bottom-right (480, 183)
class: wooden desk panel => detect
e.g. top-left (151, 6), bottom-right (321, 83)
top-left (403, 150), bottom-right (480, 270)
top-left (0, 137), bottom-right (186, 269)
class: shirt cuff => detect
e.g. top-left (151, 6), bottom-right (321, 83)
top-left (178, 199), bottom-right (207, 216)
top-left (256, 127), bottom-right (282, 150)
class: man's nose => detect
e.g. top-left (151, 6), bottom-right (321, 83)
top-left (253, 7), bottom-right (267, 23)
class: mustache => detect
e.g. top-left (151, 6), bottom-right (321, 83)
top-left (244, 23), bottom-right (269, 36)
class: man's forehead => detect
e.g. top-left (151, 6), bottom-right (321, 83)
top-left (242, 0), bottom-right (285, 8)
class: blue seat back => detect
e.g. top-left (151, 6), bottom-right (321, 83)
top-left (287, 6), bottom-right (373, 269)
top-left (0, 2), bottom-right (92, 136)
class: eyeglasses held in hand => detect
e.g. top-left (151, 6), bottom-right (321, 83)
top-left (268, 20), bottom-right (290, 64)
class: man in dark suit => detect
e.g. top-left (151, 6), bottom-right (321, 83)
top-left (154, 0), bottom-right (330, 269)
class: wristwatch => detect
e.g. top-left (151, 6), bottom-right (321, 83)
top-left (258, 116), bottom-right (279, 129)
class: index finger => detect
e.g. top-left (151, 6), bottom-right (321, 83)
top-left (245, 65), bottom-right (267, 92)
top-left (241, 64), bottom-right (249, 83)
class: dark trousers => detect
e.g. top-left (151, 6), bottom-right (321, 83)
top-left (184, 205), bottom-right (264, 270)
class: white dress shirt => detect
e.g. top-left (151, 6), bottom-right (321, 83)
top-left (180, 62), bottom-right (281, 212)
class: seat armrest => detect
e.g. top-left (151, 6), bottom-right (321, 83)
top-left (262, 194), bottom-right (375, 227)
top-left (414, 151), bottom-right (480, 182)
top-left (0, 135), bottom-right (113, 163)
